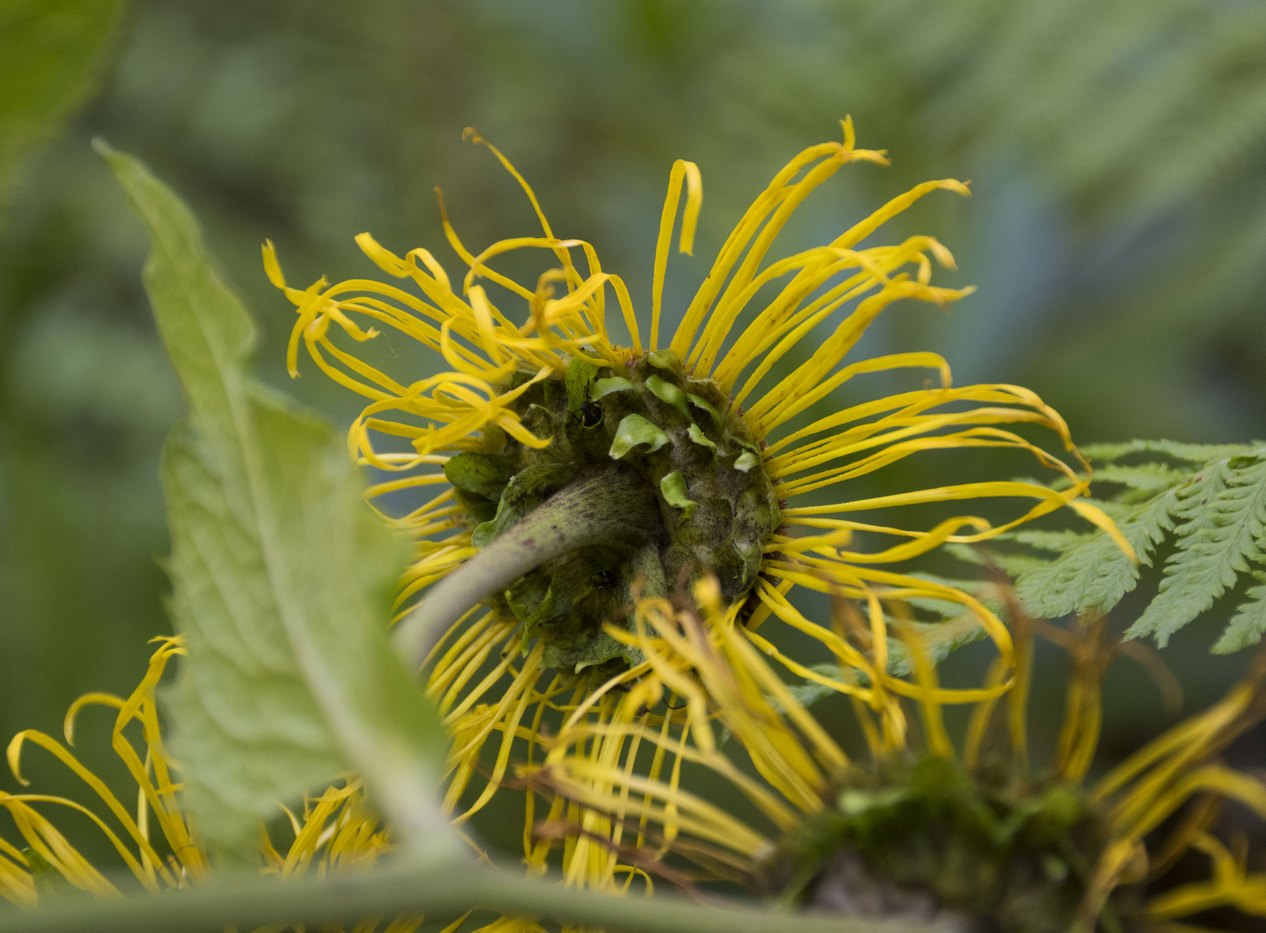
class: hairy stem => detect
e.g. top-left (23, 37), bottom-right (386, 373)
top-left (0, 855), bottom-right (954, 933)
top-left (392, 465), bottom-right (661, 669)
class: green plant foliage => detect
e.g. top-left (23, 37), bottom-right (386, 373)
top-left (815, 0), bottom-right (1266, 444)
top-left (100, 143), bottom-right (455, 863)
top-left (835, 0), bottom-right (1266, 228)
top-left (785, 614), bottom-right (990, 714)
top-left (1009, 440), bottom-right (1266, 652)
top-left (0, 0), bottom-right (127, 208)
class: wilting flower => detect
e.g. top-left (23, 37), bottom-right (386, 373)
top-left (534, 584), bottom-right (1266, 931)
top-left (0, 638), bottom-right (417, 931)
top-left (264, 121), bottom-right (1121, 828)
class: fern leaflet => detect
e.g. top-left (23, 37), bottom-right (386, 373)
top-left (1014, 490), bottom-right (1179, 620)
top-left (1127, 455), bottom-right (1266, 646)
top-left (1214, 571), bottom-right (1266, 654)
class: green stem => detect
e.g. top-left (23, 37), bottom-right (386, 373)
top-left (631, 540), bottom-right (668, 600)
top-left (392, 465), bottom-right (661, 669)
top-left (0, 855), bottom-right (952, 933)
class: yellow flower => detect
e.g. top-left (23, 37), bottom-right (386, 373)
top-left (0, 638), bottom-right (418, 932)
top-left (0, 639), bottom-right (631, 933)
top-left (534, 587), bottom-right (1266, 931)
top-left (265, 121), bottom-right (1122, 830)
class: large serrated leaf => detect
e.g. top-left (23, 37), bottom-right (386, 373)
top-left (102, 144), bottom-right (454, 863)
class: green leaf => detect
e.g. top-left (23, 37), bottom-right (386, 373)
top-left (660, 470), bottom-right (697, 517)
top-left (0, 0), bottom-right (127, 207)
top-left (22, 847), bottom-right (80, 901)
top-left (883, 616), bottom-right (991, 680)
top-left (686, 422), bottom-right (717, 451)
top-left (1127, 456), bottom-right (1266, 646)
top-left (444, 451), bottom-right (512, 503)
top-left (645, 373), bottom-right (690, 418)
top-left (1213, 570), bottom-right (1266, 654)
top-left (564, 356), bottom-right (599, 412)
top-left (907, 568), bottom-right (1011, 616)
top-left (471, 463), bottom-right (571, 548)
top-left (591, 375), bottom-right (634, 399)
top-left (1014, 490), bottom-right (1180, 619)
top-left (102, 143), bottom-right (455, 863)
top-left (783, 663), bottom-right (861, 715)
top-left (1085, 462), bottom-right (1190, 496)
top-left (685, 392), bottom-right (723, 427)
top-left (1083, 439), bottom-right (1251, 465)
top-left (1005, 440), bottom-right (1266, 653)
top-left (783, 616), bottom-right (987, 713)
top-left (609, 413), bottom-right (670, 459)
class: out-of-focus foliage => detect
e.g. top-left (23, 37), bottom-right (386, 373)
top-left (2, 0), bottom-right (1264, 809)
top-left (809, 0), bottom-right (1266, 443)
top-left (0, 0), bottom-right (126, 207)
top-left (0, 0), bottom-right (145, 770)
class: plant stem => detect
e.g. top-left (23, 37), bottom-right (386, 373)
top-left (392, 465), bottom-right (661, 669)
top-left (0, 855), bottom-right (953, 933)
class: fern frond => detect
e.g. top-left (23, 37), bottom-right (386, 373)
top-left (1081, 439), bottom-right (1250, 464)
top-left (1083, 463), bottom-right (1189, 497)
top-left (1014, 490), bottom-right (1180, 619)
top-left (1000, 530), bottom-right (1086, 556)
top-left (1126, 456), bottom-right (1266, 646)
top-left (909, 569), bottom-right (1012, 614)
top-left (1007, 441), bottom-right (1266, 651)
top-left (1120, 70), bottom-right (1266, 226)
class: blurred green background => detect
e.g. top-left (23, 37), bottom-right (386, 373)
top-left (3, 0), bottom-right (1265, 857)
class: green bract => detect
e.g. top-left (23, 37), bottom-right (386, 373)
top-left (444, 352), bottom-right (782, 673)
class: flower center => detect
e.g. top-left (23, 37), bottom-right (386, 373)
top-left (444, 350), bottom-right (781, 673)
top-left (766, 757), bottom-right (1121, 932)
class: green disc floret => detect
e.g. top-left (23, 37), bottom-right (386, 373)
top-left (443, 352), bottom-right (782, 673)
